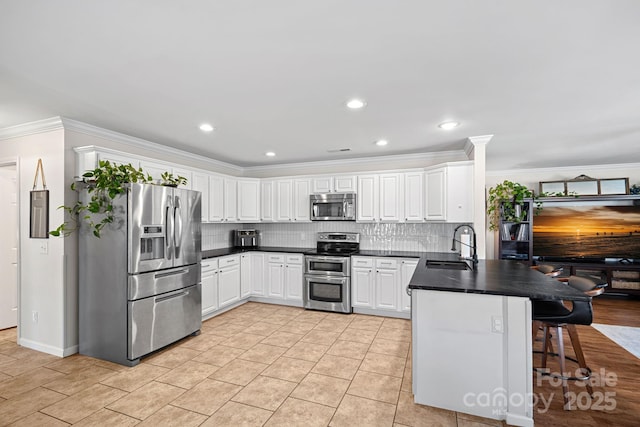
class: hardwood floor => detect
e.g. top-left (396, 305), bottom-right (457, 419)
top-left (532, 296), bottom-right (640, 426)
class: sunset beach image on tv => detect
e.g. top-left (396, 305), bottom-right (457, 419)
top-left (533, 204), bottom-right (640, 259)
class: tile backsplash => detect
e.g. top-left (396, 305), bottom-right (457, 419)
top-left (202, 222), bottom-right (470, 252)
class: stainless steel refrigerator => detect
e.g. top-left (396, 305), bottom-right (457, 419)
top-left (79, 183), bottom-right (201, 366)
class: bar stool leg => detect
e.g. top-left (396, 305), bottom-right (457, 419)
top-left (566, 324), bottom-right (593, 396)
top-left (541, 325), bottom-right (550, 369)
top-left (555, 326), bottom-right (571, 409)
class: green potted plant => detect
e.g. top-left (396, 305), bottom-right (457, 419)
top-left (50, 161), bottom-right (185, 238)
top-left (486, 180), bottom-right (536, 231)
top-left (160, 171), bottom-right (188, 187)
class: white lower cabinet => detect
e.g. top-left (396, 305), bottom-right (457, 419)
top-left (375, 258), bottom-right (399, 310)
top-left (266, 253), bottom-right (303, 304)
top-left (218, 255), bottom-right (240, 308)
top-left (201, 259), bottom-right (219, 317)
top-left (251, 253), bottom-right (265, 295)
top-left (352, 257), bottom-right (375, 308)
top-left (240, 253), bottom-right (252, 299)
top-left (351, 256), bottom-right (417, 316)
top-left (400, 259), bottom-right (418, 312)
top-left (284, 254), bottom-right (303, 302)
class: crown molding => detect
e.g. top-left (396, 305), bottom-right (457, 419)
top-left (0, 117), bottom-right (64, 140)
top-left (244, 149), bottom-right (468, 174)
top-left (486, 162), bottom-right (640, 177)
top-left (61, 118), bottom-right (243, 173)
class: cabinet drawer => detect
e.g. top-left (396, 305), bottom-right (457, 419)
top-left (219, 255), bottom-right (240, 267)
top-left (352, 257), bottom-right (374, 268)
top-left (201, 259), bottom-right (218, 272)
top-left (267, 254), bottom-right (286, 263)
top-left (286, 254), bottom-right (303, 264)
top-left (376, 258), bottom-right (398, 269)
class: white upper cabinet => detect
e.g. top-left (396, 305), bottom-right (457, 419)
top-left (424, 162), bottom-right (473, 222)
top-left (292, 178), bottom-right (310, 222)
top-left (224, 178), bottom-right (238, 222)
top-left (357, 175), bottom-right (379, 222)
top-left (357, 174), bottom-right (402, 222)
top-left (379, 173), bottom-right (403, 222)
top-left (192, 171), bottom-right (209, 221)
top-left (311, 175), bottom-right (357, 193)
top-left (311, 176), bottom-right (333, 193)
top-left (445, 162), bottom-right (474, 223)
top-left (237, 179), bottom-right (261, 222)
top-left (275, 180), bottom-right (293, 221)
top-left (261, 180), bottom-right (275, 222)
top-left (209, 175), bottom-right (225, 222)
top-left (97, 151), bottom-right (135, 168)
top-left (425, 168), bottom-right (446, 221)
top-left (404, 171), bottom-right (424, 222)
top-left (272, 178), bottom-right (310, 222)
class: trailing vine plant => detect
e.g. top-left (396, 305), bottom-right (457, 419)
top-left (50, 161), bottom-right (184, 238)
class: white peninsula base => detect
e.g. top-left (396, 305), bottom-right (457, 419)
top-left (411, 290), bottom-right (534, 427)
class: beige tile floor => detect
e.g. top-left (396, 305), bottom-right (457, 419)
top-left (0, 302), bottom-right (505, 426)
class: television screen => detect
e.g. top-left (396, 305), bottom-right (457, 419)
top-left (533, 200), bottom-right (640, 260)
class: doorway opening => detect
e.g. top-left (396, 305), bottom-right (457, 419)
top-left (0, 162), bottom-right (18, 331)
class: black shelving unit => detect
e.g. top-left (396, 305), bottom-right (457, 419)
top-left (498, 198), bottom-right (534, 264)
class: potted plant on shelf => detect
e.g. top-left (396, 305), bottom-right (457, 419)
top-left (486, 180), bottom-right (536, 231)
top-left (50, 161), bottom-right (186, 238)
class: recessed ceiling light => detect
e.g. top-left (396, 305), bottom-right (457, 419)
top-left (438, 121), bottom-right (459, 130)
top-left (265, 151), bottom-right (276, 157)
top-left (375, 139), bottom-right (388, 146)
top-left (346, 99), bottom-right (366, 109)
top-left (199, 123), bottom-right (214, 132)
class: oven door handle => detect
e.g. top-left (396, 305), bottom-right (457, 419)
top-left (305, 274), bottom-right (348, 284)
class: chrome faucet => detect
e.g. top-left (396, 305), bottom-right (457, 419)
top-left (451, 224), bottom-right (478, 267)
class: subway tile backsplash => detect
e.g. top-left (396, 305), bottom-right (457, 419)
top-left (202, 222), bottom-right (468, 252)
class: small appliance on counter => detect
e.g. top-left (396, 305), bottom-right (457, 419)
top-left (233, 229), bottom-right (260, 248)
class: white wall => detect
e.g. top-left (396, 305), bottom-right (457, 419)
top-left (485, 163), bottom-right (640, 259)
top-left (0, 128), bottom-right (70, 356)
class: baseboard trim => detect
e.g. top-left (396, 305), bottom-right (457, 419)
top-left (18, 337), bottom-right (65, 358)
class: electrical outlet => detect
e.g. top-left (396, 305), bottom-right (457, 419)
top-left (491, 316), bottom-right (503, 333)
top-left (39, 241), bottom-right (48, 254)
top-left (32, 311), bottom-right (38, 323)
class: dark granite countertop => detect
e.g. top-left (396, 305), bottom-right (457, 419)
top-left (352, 249), bottom-right (424, 258)
top-left (409, 255), bottom-right (590, 302)
top-left (203, 247), bottom-right (428, 259)
top-left (202, 246), bottom-right (313, 259)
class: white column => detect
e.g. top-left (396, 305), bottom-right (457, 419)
top-left (465, 135), bottom-right (492, 259)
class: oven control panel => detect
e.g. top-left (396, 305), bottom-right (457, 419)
top-left (317, 232), bottom-right (360, 243)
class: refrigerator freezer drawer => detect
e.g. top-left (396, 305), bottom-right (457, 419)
top-left (128, 283), bottom-right (202, 360)
top-left (128, 264), bottom-right (200, 300)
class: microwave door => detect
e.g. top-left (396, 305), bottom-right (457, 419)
top-left (129, 183), bottom-right (174, 274)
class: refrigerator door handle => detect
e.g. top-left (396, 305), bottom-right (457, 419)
top-left (174, 205), bottom-right (182, 259)
top-left (165, 205), bottom-right (173, 260)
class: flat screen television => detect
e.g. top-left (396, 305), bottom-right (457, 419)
top-left (533, 198), bottom-right (640, 261)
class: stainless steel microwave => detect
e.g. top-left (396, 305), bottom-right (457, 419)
top-left (310, 193), bottom-right (356, 221)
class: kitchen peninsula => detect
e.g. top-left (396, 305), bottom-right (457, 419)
top-left (408, 255), bottom-right (589, 427)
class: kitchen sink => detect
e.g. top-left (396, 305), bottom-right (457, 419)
top-left (425, 260), bottom-right (472, 270)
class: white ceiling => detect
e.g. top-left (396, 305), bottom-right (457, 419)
top-left (1, 1), bottom-right (639, 171)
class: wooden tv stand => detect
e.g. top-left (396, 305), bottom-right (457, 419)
top-left (535, 258), bottom-right (640, 297)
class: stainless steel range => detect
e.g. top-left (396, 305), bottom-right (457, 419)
top-left (303, 232), bottom-right (359, 314)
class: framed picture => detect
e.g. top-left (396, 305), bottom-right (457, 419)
top-left (539, 181), bottom-right (566, 195)
top-left (600, 178), bottom-right (629, 195)
top-left (567, 179), bottom-right (599, 196)
top-left (539, 176), bottom-right (630, 196)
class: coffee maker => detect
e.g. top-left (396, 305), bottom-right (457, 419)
top-left (233, 229), bottom-right (260, 248)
